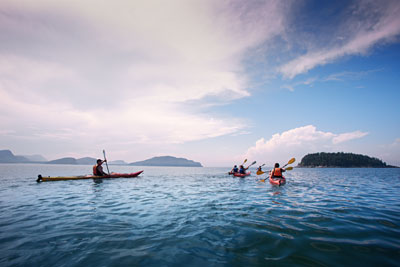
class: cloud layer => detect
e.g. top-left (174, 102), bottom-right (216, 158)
top-left (1, 1), bottom-right (398, 164)
top-left (0, 0), bottom-right (288, 159)
top-left (279, 0), bottom-right (400, 78)
top-left (245, 125), bottom-right (368, 166)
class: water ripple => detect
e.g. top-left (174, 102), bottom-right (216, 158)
top-left (0, 165), bottom-right (399, 266)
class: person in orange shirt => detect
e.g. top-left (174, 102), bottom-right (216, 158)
top-left (270, 163), bottom-right (285, 178)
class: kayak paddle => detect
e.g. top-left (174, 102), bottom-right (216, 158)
top-left (103, 149), bottom-right (110, 175)
top-left (282, 158), bottom-right (295, 168)
top-left (246, 161), bottom-right (257, 168)
top-left (258, 166), bottom-right (294, 176)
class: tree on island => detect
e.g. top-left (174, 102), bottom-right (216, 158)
top-left (298, 152), bottom-right (397, 168)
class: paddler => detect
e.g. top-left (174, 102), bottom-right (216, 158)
top-left (93, 159), bottom-right (109, 176)
top-left (231, 165), bottom-right (239, 174)
top-left (239, 165), bottom-right (248, 174)
top-left (270, 163), bottom-right (285, 178)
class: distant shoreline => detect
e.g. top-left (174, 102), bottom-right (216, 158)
top-left (0, 150), bottom-right (202, 167)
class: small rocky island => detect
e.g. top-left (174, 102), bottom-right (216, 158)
top-left (130, 156), bottom-right (202, 167)
top-left (298, 152), bottom-right (397, 168)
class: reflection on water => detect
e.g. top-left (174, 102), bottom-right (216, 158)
top-left (0, 164), bottom-right (399, 266)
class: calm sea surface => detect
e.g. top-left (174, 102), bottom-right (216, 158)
top-left (0, 164), bottom-right (399, 266)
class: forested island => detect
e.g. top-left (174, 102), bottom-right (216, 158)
top-left (298, 152), bottom-right (397, 168)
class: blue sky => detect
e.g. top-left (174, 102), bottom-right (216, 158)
top-left (0, 0), bottom-right (399, 166)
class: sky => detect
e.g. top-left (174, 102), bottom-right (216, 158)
top-left (0, 0), bottom-right (399, 167)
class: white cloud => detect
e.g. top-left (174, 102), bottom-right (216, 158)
top-left (281, 77), bottom-right (317, 91)
top-left (0, 1), bottom-right (289, 160)
top-left (332, 131), bottom-right (369, 144)
top-left (323, 69), bottom-right (382, 82)
top-left (279, 1), bottom-right (400, 78)
top-left (244, 125), bottom-right (368, 166)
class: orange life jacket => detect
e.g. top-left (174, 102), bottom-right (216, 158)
top-left (272, 168), bottom-right (282, 177)
top-left (93, 165), bottom-right (98, 175)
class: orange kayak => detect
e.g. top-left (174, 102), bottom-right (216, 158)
top-left (269, 174), bottom-right (286, 186)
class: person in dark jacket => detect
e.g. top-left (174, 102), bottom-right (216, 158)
top-left (93, 159), bottom-right (108, 176)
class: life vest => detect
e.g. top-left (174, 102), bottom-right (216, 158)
top-left (272, 168), bottom-right (282, 177)
top-left (93, 165), bottom-right (98, 175)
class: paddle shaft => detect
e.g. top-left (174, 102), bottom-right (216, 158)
top-left (281, 158), bottom-right (295, 168)
top-left (246, 161), bottom-right (257, 168)
top-left (103, 150), bottom-right (110, 174)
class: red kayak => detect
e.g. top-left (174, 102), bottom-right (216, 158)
top-left (233, 172), bottom-right (251, 178)
top-left (269, 174), bottom-right (286, 186)
top-left (37, 170), bottom-right (143, 182)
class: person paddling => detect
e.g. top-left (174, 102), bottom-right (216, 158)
top-left (239, 165), bottom-right (249, 174)
top-left (270, 163), bottom-right (285, 179)
top-left (231, 165), bottom-right (239, 174)
top-left (93, 159), bottom-right (109, 176)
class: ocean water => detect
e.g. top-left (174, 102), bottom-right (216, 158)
top-left (0, 164), bottom-right (399, 266)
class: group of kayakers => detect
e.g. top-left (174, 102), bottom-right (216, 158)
top-left (230, 162), bottom-right (285, 178)
top-left (230, 164), bottom-right (249, 175)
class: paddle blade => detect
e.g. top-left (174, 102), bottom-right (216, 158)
top-left (242, 159), bottom-right (247, 165)
top-left (282, 157), bottom-right (296, 168)
top-left (248, 161), bottom-right (256, 167)
top-left (285, 166), bottom-right (293, 171)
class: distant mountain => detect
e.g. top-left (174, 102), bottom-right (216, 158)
top-left (0, 150), bottom-right (29, 163)
top-left (109, 160), bottom-right (128, 165)
top-left (0, 149), bottom-right (203, 167)
top-left (76, 157), bottom-right (97, 165)
top-left (298, 152), bottom-right (398, 168)
top-left (46, 157), bottom-right (97, 165)
top-left (22, 154), bottom-right (47, 162)
top-left (130, 156), bottom-right (202, 167)
top-left (46, 157), bottom-right (78, 164)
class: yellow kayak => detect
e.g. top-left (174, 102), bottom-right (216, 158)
top-left (37, 171), bottom-right (143, 182)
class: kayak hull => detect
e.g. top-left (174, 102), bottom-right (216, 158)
top-left (38, 171), bottom-right (143, 182)
top-left (233, 172), bottom-right (251, 178)
top-left (269, 175), bottom-right (286, 186)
